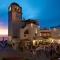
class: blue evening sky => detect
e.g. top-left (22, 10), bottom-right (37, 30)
top-left (0, 0), bottom-right (60, 28)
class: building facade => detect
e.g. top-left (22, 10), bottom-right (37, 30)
top-left (20, 19), bottom-right (40, 47)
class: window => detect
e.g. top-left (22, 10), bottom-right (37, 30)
top-left (24, 34), bottom-right (26, 37)
top-left (24, 30), bottom-right (29, 34)
top-left (31, 23), bottom-right (33, 27)
top-left (35, 33), bottom-right (37, 36)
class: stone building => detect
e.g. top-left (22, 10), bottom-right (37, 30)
top-left (8, 2), bottom-right (22, 41)
top-left (8, 3), bottom-right (40, 48)
top-left (8, 2), bottom-right (23, 49)
top-left (40, 29), bottom-right (51, 39)
top-left (50, 28), bottom-right (60, 44)
top-left (20, 19), bottom-right (40, 47)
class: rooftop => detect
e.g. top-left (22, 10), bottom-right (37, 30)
top-left (24, 19), bottom-right (38, 25)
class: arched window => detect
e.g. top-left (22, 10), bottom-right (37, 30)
top-left (24, 30), bottom-right (29, 34)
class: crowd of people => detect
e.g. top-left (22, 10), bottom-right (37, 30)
top-left (20, 43), bottom-right (60, 60)
top-left (35, 43), bottom-right (60, 60)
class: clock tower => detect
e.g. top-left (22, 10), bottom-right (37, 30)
top-left (8, 2), bottom-right (22, 40)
